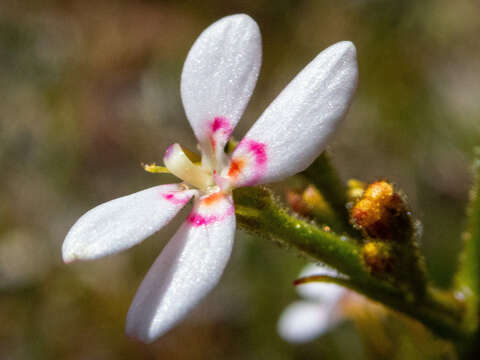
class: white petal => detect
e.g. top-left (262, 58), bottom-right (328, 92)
top-left (278, 301), bottom-right (334, 343)
top-left (296, 264), bottom-right (346, 304)
top-left (62, 184), bottom-right (195, 263)
top-left (126, 192), bottom-right (235, 343)
top-left (227, 41), bottom-right (358, 187)
top-left (181, 14), bottom-right (262, 159)
top-left (300, 263), bottom-right (338, 278)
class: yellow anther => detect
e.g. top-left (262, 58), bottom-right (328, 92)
top-left (142, 163), bottom-right (170, 174)
top-left (225, 138), bottom-right (238, 154)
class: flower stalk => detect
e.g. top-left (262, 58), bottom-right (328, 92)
top-left (233, 171), bottom-right (471, 343)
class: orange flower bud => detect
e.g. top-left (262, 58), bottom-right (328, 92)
top-left (351, 181), bottom-right (408, 239)
top-left (352, 198), bottom-right (382, 228)
top-left (363, 181), bottom-right (393, 205)
top-left (286, 185), bottom-right (330, 217)
top-left (286, 190), bottom-right (310, 216)
top-left (302, 185), bottom-right (327, 210)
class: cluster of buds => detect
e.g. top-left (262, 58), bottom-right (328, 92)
top-left (351, 181), bottom-right (409, 240)
top-left (350, 180), bottom-right (416, 278)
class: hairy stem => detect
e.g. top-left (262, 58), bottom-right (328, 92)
top-left (234, 186), bottom-right (467, 342)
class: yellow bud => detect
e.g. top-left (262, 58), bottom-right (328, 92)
top-left (362, 241), bottom-right (393, 274)
top-left (287, 185), bottom-right (330, 217)
top-left (351, 180), bottom-right (408, 239)
top-left (363, 242), bottom-right (379, 257)
top-left (347, 179), bottom-right (366, 201)
top-left (364, 181), bottom-right (393, 205)
top-left (352, 198), bottom-right (382, 228)
top-left (302, 185), bottom-right (328, 211)
top-left (286, 190), bottom-right (310, 216)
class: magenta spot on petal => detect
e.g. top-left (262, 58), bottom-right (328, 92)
top-left (233, 139), bottom-right (268, 186)
top-left (187, 206), bottom-right (234, 227)
top-left (162, 192), bottom-right (190, 205)
top-left (211, 117), bottom-right (231, 133)
top-left (209, 117), bottom-right (232, 151)
top-left (248, 141), bottom-right (267, 166)
top-left (187, 213), bottom-right (211, 226)
top-left (163, 144), bottom-right (175, 160)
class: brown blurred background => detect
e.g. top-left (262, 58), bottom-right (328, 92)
top-left (1, 0), bottom-right (479, 359)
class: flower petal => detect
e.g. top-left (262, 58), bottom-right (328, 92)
top-left (126, 192), bottom-right (235, 343)
top-left (62, 184), bottom-right (195, 263)
top-left (226, 41), bottom-right (358, 187)
top-left (181, 14), bottom-right (262, 162)
top-left (278, 301), bottom-right (336, 343)
top-left (296, 264), bottom-right (346, 304)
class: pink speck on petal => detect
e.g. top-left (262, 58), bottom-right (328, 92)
top-left (162, 192), bottom-right (190, 205)
top-left (211, 117), bottom-right (231, 134)
top-left (209, 117), bottom-right (232, 151)
top-left (187, 205), bottom-right (234, 227)
top-left (247, 140), bottom-right (267, 166)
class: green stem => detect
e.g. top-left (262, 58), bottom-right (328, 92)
top-left (234, 187), bottom-right (368, 280)
top-left (233, 186), bottom-right (467, 342)
top-left (301, 152), bottom-right (356, 236)
top-left (456, 149), bottom-right (480, 333)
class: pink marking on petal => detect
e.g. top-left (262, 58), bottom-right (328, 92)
top-left (211, 117), bottom-right (232, 134)
top-left (163, 144), bottom-right (175, 160)
top-left (228, 157), bottom-right (246, 179)
top-left (161, 192), bottom-right (190, 205)
top-left (248, 140), bottom-right (267, 167)
top-left (209, 117), bottom-right (232, 151)
top-left (187, 205), bottom-right (234, 227)
top-left (231, 139), bottom-right (268, 186)
top-left (210, 137), bottom-right (216, 151)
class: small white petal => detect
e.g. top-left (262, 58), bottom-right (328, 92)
top-left (300, 263), bottom-right (338, 278)
top-left (126, 193), bottom-right (235, 343)
top-left (62, 184), bottom-right (195, 263)
top-left (227, 41), bottom-right (358, 187)
top-left (278, 301), bottom-right (334, 343)
top-left (181, 14), bottom-right (262, 159)
top-left (296, 264), bottom-right (346, 304)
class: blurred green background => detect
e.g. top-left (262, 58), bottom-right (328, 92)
top-left (1, 0), bottom-right (479, 358)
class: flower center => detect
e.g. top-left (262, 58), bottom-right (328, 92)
top-left (163, 143), bottom-right (215, 191)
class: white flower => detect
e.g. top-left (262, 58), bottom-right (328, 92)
top-left (62, 14), bottom-right (358, 343)
top-left (278, 264), bottom-right (371, 344)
